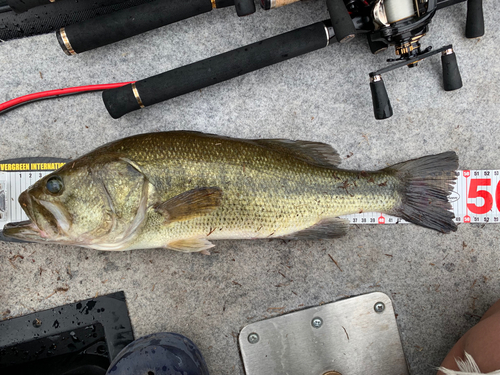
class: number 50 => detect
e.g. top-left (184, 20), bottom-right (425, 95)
top-left (467, 179), bottom-right (500, 214)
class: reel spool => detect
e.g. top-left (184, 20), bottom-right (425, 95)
top-left (370, 0), bottom-right (437, 62)
top-left (385, 0), bottom-right (414, 24)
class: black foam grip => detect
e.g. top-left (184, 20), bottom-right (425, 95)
top-left (466, 0), bottom-right (484, 38)
top-left (326, 0), bottom-right (355, 43)
top-left (59, 0), bottom-right (214, 54)
top-left (234, 0), bottom-right (255, 16)
top-left (215, 0), bottom-right (234, 7)
top-left (367, 34), bottom-right (387, 55)
top-left (370, 79), bottom-right (393, 120)
top-left (7, 0), bottom-right (52, 13)
top-left (441, 52), bottom-right (463, 91)
top-left (0, 0), bottom-right (161, 41)
top-left (103, 22), bottom-right (329, 118)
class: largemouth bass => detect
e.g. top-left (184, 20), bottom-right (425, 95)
top-left (3, 131), bottom-right (458, 251)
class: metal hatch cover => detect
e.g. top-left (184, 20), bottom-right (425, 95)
top-left (239, 292), bottom-right (408, 375)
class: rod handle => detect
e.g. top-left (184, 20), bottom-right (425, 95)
top-left (234, 0), bottom-right (255, 16)
top-left (326, 0), bottom-right (355, 43)
top-left (7, 0), bottom-right (53, 13)
top-left (103, 22), bottom-right (330, 118)
top-left (57, 0), bottom-right (216, 55)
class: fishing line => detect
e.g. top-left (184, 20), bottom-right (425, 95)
top-left (0, 82), bottom-right (134, 115)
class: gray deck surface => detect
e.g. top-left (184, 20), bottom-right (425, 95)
top-left (1, 1), bottom-right (499, 374)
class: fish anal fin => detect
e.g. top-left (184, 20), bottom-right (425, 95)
top-left (155, 187), bottom-right (222, 223)
top-left (280, 218), bottom-right (349, 240)
top-left (254, 139), bottom-right (341, 167)
top-left (166, 238), bottom-right (215, 253)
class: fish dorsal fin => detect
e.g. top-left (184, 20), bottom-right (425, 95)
top-left (280, 218), bottom-right (349, 240)
top-left (166, 238), bottom-right (215, 253)
top-left (154, 187), bottom-right (223, 223)
top-left (254, 139), bottom-right (341, 167)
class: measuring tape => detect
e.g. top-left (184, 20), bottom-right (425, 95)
top-left (0, 162), bottom-right (498, 234)
top-left (342, 170), bottom-right (500, 225)
top-left (0, 158), bottom-right (69, 235)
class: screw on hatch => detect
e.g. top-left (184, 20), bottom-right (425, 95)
top-left (311, 317), bottom-right (323, 328)
top-left (374, 302), bottom-right (385, 313)
top-left (248, 333), bottom-right (259, 344)
top-left (32, 318), bottom-right (42, 328)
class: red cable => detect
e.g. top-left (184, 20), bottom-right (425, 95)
top-left (0, 82), bottom-right (135, 115)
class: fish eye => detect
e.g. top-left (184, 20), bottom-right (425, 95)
top-left (46, 176), bottom-right (64, 194)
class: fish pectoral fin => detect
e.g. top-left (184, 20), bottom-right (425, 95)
top-left (166, 238), bottom-right (215, 253)
top-left (254, 139), bottom-right (341, 167)
top-left (154, 187), bottom-right (223, 223)
top-left (280, 218), bottom-right (349, 240)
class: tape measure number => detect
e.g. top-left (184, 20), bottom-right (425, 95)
top-left (343, 170), bottom-right (500, 225)
top-left (454, 170), bottom-right (500, 224)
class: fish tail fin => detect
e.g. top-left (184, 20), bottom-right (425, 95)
top-left (386, 151), bottom-right (458, 233)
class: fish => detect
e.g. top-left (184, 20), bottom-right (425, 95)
top-left (3, 131), bottom-right (458, 252)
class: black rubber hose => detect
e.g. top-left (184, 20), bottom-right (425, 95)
top-left (103, 21), bottom-right (331, 118)
top-left (465, 0), bottom-right (484, 38)
top-left (57, 0), bottom-right (217, 55)
top-left (7, 0), bottom-right (52, 13)
top-left (325, 0), bottom-right (355, 43)
top-left (370, 76), bottom-right (393, 120)
top-left (234, 0), bottom-right (255, 16)
top-left (441, 51), bottom-right (463, 91)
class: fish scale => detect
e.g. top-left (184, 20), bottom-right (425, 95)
top-left (124, 135), bottom-right (401, 250)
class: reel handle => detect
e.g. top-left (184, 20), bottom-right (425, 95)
top-left (325, 0), bottom-right (355, 43)
top-left (466, 0), bottom-right (484, 38)
top-left (56, 0), bottom-right (227, 55)
top-left (441, 48), bottom-right (463, 91)
top-left (102, 21), bottom-right (331, 118)
top-left (369, 75), bottom-right (393, 120)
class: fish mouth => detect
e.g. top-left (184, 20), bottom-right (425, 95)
top-left (3, 191), bottom-right (65, 242)
top-left (2, 220), bottom-right (49, 242)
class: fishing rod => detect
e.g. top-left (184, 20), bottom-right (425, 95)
top-left (56, 0), bottom-right (300, 55)
top-left (55, 0), bottom-right (483, 55)
top-left (0, 0), bottom-right (483, 119)
top-left (100, 0), bottom-right (484, 120)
